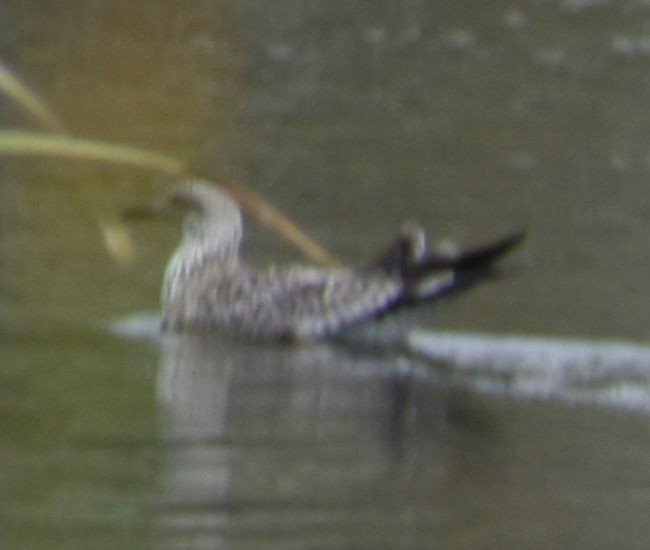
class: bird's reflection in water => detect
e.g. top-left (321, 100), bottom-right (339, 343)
top-left (155, 333), bottom-right (497, 549)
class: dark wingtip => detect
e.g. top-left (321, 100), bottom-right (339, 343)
top-left (406, 230), bottom-right (526, 276)
top-left (453, 230), bottom-right (526, 270)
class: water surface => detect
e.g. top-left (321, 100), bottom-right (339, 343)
top-left (2, 1), bottom-right (650, 548)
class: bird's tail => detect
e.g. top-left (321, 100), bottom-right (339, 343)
top-left (370, 228), bottom-right (525, 303)
top-left (405, 231), bottom-right (525, 276)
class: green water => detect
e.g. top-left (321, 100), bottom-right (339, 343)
top-left (2, 1), bottom-right (650, 548)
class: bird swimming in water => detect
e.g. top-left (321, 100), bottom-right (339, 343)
top-left (138, 180), bottom-right (523, 340)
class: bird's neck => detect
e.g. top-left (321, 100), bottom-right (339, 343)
top-left (162, 220), bottom-right (241, 306)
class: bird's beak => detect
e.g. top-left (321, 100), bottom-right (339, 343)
top-left (121, 196), bottom-right (173, 222)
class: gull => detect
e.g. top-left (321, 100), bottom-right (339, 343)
top-left (134, 179), bottom-right (523, 340)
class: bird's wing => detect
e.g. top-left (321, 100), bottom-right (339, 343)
top-left (188, 265), bottom-right (404, 338)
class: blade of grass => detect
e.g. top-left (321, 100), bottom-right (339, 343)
top-left (0, 129), bottom-right (340, 266)
top-left (223, 182), bottom-right (342, 267)
top-left (0, 64), bottom-right (338, 266)
top-left (100, 218), bottom-right (137, 266)
top-left (0, 61), bottom-right (64, 132)
top-left (0, 130), bottom-right (185, 174)
top-left (0, 131), bottom-right (184, 265)
top-left (0, 61), bottom-right (141, 265)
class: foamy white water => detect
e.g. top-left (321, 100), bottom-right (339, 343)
top-left (409, 330), bottom-right (650, 411)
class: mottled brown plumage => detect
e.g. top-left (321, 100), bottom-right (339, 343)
top-left (157, 180), bottom-right (522, 340)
